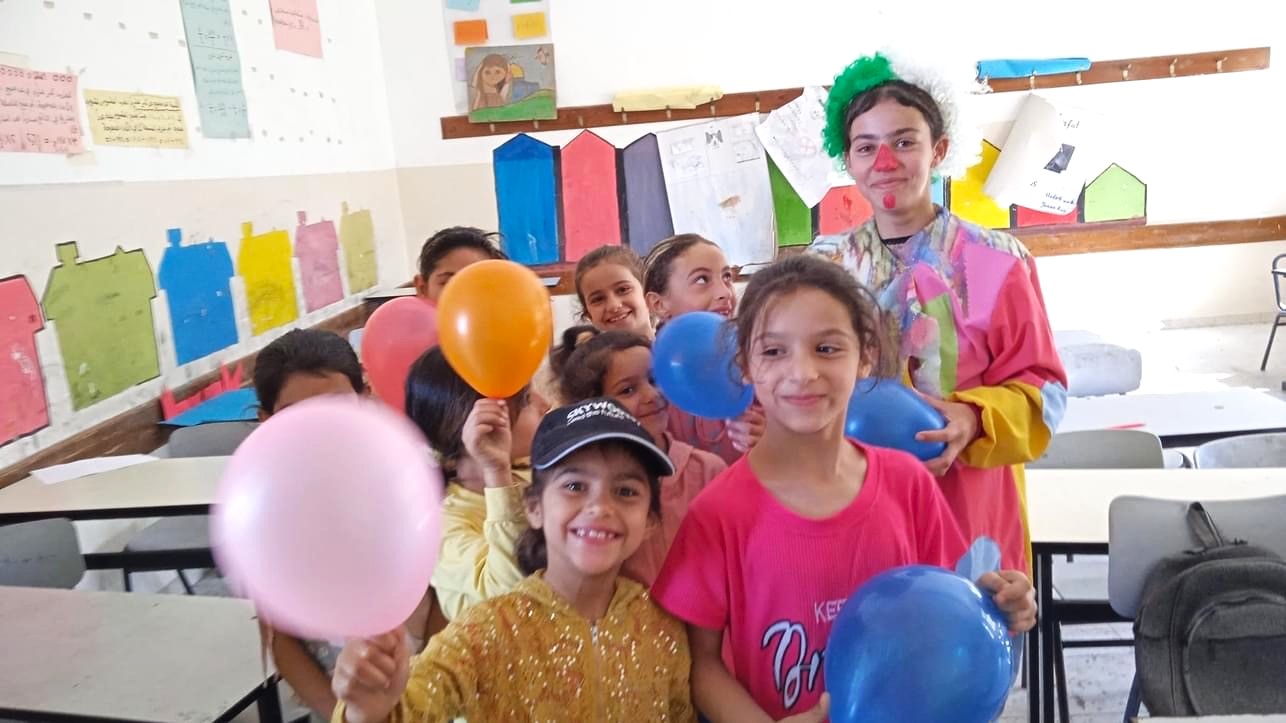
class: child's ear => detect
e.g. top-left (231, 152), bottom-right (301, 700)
top-left (524, 496), bottom-right (543, 530)
top-left (645, 291), bottom-right (670, 320)
top-left (412, 274), bottom-right (428, 297)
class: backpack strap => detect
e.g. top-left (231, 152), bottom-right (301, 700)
top-left (1186, 502), bottom-right (1226, 550)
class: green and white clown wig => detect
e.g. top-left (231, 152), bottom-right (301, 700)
top-left (822, 49), bottom-right (985, 180)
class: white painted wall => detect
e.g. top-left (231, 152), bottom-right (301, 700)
top-left (0, 0), bottom-right (396, 185)
top-left (373, 0), bottom-right (1286, 331)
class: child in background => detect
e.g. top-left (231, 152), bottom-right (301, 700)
top-left (404, 347), bottom-right (549, 621)
top-left (573, 245), bottom-right (655, 339)
top-left (531, 246), bottom-right (654, 407)
top-left (651, 256), bottom-right (1036, 722)
top-left (412, 227), bottom-right (507, 302)
top-left (253, 329), bottom-right (444, 722)
top-left (642, 233), bottom-right (764, 465)
top-left (553, 328), bottom-right (726, 584)
top-left (332, 398), bottom-right (694, 723)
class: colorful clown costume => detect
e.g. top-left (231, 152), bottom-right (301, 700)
top-left (810, 208), bottom-right (1068, 572)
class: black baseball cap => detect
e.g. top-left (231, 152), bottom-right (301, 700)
top-left (532, 398), bottom-right (675, 479)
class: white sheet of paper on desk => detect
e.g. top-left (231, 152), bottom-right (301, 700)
top-left (755, 86), bottom-right (845, 208)
top-left (31, 454), bottom-right (158, 485)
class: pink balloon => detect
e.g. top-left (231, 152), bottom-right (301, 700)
top-left (361, 297), bottom-right (438, 412)
top-left (212, 396), bottom-right (442, 639)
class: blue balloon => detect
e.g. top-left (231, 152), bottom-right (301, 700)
top-left (652, 311), bottom-right (754, 420)
top-left (825, 566), bottom-right (1014, 723)
top-left (845, 377), bottom-right (947, 461)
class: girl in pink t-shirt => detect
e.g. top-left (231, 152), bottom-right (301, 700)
top-left (553, 327), bottom-right (727, 584)
top-left (642, 233), bottom-right (765, 464)
top-left (651, 255), bottom-right (1037, 722)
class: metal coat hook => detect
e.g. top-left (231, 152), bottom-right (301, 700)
top-left (1216, 56), bottom-right (1227, 72)
top-left (1028, 73), bottom-right (1037, 90)
top-left (621, 111), bottom-right (628, 124)
top-left (533, 120), bottom-right (540, 130)
top-left (754, 95), bottom-right (761, 112)
top-left (1169, 59), bottom-right (1178, 77)
top-left (1121, 64), bottom-right (1132, 81)
top-left (709, 102), bottom-right (717, 117)
top-left (577, 114), bottom-right (584, 127)
top-left (1075, 70), bottom-right (1083, 85)
top-left (665, 107), bottom-right (673, 119)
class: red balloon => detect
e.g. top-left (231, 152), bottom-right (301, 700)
top-left (361, 297), bottom-right (438, 412)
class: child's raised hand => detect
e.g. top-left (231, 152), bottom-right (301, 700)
top-left (977, 570), bottom-right (1037, 633)
top-left (332, 630), bottom-right (410, 723)
top-left (778, 692), bottom-right (829, 722)
top-left (463, 398), bottom-right (512, 478)
top-left (727, 403), bottom-right (765, 453)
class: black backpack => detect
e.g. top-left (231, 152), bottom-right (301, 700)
top-left (1133, 502), bottom-right (1286, 716)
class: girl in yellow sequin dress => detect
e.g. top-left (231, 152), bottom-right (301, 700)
top-left (332, 398), bottom-right (695, 723)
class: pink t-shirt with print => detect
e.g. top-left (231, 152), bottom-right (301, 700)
top-left (651, 441), bottom-right (968, 720)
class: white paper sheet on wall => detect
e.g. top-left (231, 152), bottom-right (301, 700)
top-left (656, 113), bottom-right (776, 267)
top-left (983, 93), bottom-right (1107, 215)
top-left (755, 86), bottom-right (849, 208)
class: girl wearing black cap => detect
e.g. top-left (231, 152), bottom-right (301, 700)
top-left (332, 398), bottom-right (695, 723)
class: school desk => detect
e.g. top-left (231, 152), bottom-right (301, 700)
top-left (1060, 388), bottom-right (1286, 447)
top-left (1023, 467), bottom-right (1286, 722)
top-left (0, 456), bottom-right (226, 571)
top-left (0, 586), bottom-right (280, 722)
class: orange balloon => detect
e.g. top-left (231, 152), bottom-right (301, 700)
top-left (437, 260), bottom-right (553, 398)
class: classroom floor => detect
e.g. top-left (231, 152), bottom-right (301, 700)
top-left (215, 323), bottom-right (1279, 722)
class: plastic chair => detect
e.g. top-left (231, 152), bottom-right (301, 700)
top-left (1261, 253), bottom-right (1286, 370)
top-left (1029, 429), bottom-right (1164, 722)
top-left (1109, 494), bottom-right (1286, 721)
top-left (1030, 429), bottom-right (1165, 470)
top-left (0, 518), bottom-right (85, 589)
top-left (123, 422), bottom-right (257, 593)
top-left (1194, 432), bottom-right (1286, 469)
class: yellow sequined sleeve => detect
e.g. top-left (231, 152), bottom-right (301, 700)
top-left (668, 621), bottom-right (697, 722)
top-left (332, 617), bottom-right (482, 723)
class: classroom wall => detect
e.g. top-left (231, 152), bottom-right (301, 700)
top-left (0, 0), bottom-right (410, 474)
top-left (375, 0), bottom-right (1286, 335)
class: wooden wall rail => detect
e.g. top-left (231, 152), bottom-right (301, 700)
top-left (440, 47), bottom-right (1270, 140)
top-left (528, 215), bottom-right (1286, 295)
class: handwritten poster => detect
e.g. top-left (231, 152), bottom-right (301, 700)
top-left (83, 90), bottom-right (188, 149)
top-left (295, 211), bottom-right (344, 312)
top-left (0, 64), bottom-right (84, 154)
top-left (656, 113), bottom-right (776, 267)
top-left (0, 275), bottom-right (49, 445)
top-left (755, 86), bottom-right (845, 208)
top-left (339, 202), bottom-right (378, 293)
top-left (269, 0), bottom-right (323, 58)
top-left (237, 222), bottom-right (299, 336)
top-left (178, 0), bottom-right (251, 139)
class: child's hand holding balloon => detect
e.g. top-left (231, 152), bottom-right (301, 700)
top-left (332, 630), bottom-right (410, 723)
top-left (976, 570), bottom-right (1037, 634)
top-left (726, 403), bottom-right (765, 453)
top-left (463, 398), bottom-right (513, 484)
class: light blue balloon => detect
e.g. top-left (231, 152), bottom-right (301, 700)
top-left (652, 311), bottom-right (754, 420)
top-left (845, 377), bottom-right (947, 461)
top-left (825, 565), bottom-right (1015, 723)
